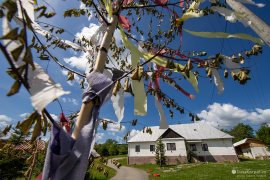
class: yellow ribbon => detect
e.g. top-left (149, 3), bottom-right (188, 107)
top-left (184, 28), bottom-right (264, 45)
top-left (119, 27), bottom-right (199, 92)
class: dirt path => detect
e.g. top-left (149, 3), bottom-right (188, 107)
top-left (107, 158), bottom-right (148, 180)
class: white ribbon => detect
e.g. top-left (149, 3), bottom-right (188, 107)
top-left (155, 96), bottom-right (169, 129)
top-left (111, 88), bottom-right (124, 122)
top-left (212, 68), bottom-right (224, 94)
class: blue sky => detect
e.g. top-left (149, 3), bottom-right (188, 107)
top-left (0, 0), bottom-right (270, 143)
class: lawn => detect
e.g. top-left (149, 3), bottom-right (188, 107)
top-left (131, 160), bottom-right (270, 180)
top-left (86, 157), bottom-right (116, 180)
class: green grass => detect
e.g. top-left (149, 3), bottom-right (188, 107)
top-left (106, 154), bottom-right (127, 159)
top-left (117, 157), bottom-right (128, 166)
top-left (86, 158), bottom-right (116, 180)
top-left (131, 160), bottom-right (270, 180)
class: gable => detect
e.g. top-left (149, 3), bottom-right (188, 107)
top-left (160, 128), bottom-right (183, 139)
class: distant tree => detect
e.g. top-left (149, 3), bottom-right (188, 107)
top-left (9, 127), bottom-right (30, 145)
top-left (95, 144), bottom-right (109, 156)
top-left (108, 144), bottom-right (118, 156)
top-left (256, 123), bottom-right (270, 150)
top-left (220, 128), bottom-right (230, 134)
top-left (229, 123), bottom-right (254, 143)
top-left (105, 139), bottom-right (118, 145)
top-left (155, 138), bottom-right (166, 167)
top-left (118, 144), bottom-right (128, 155)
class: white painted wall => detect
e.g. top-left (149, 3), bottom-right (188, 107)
top-left (129, 138), bottom-right (237, 157)
top-left (128, 138), bottom-right (187, 157)
top-left (187, 139), bottom-right (237, 156)
top-left (251, 146), bottom-right (270, 158)
top-left (241, 147), bottom-right (254, 158)
top-left (163, 138), bottom-right (187, 157)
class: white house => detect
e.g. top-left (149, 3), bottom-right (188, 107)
top-left (127, 123), bottom-right (238, 165)
top-left (233, 138), bottom-right (270, 159)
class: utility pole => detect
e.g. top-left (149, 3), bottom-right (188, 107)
top-left (226, 0), bottom-right (270, 46)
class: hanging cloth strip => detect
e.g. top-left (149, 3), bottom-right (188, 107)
top-left (42, 71), bottom-right (119, 180)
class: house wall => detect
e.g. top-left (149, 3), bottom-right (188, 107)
top-left (128, 138), bottom-right (187, 165)
top-left (187, 138), bottom-right (238, 162)
top-left (250, 146), bottom-right (270, 158)
top-left (241, 147), bottom-right (254, 159)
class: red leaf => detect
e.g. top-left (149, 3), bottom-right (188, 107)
top-left (154, 0), bottom-right (168, 5)
top-left (60, 112), bottom-right (69, 123)
top-left (64, 123), bottom-right (71, 133)
top-left (36, 172), bottom-right (42, 180)
top-left (123, 0), bottom-right (133, 5)
top-left (180, 0), bottom-right (184, 7)
top-left (119, 15), bottom-right (131, 30)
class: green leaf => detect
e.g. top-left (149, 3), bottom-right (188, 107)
top-left (11, 45), bottom-right (24, 61)
top-left (7, 80), bottom-right (21, 96)
top-left (3, 1), bottom-right (17, 21)
top-left (39, 53), bottom-right (49, 60)
top-left (67, 72), bottom-right (75, 81)
top-left (18, 111), bottom-right (40, 135)
top-left (0, 28), bottom-right (19, 40)
top-left (41, 111), bottom-right (48, 136)
top-left (23, 48), bottom-right (35, 69)
top-left (2, 125), bottom-right (12, 135)
top-left (31, 118), bottom-right (42, 142)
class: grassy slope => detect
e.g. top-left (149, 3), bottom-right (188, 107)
top-left (131, 160), bottom-right (270, 180)
top-left (86, 158), bottom-right (116, 180)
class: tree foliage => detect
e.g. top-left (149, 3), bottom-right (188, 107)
top-left (9, 127), bottom-right (30, 145)
top-left (256, 123), bottom-right (270, 150)
top-left (225, 123), bottom-right (254, 143)
top-left (155, 138), bottom-right (166, 166)
top-left (95, 139), bottom-right (128, 156)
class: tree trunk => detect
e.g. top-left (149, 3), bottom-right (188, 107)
top-left (72, 15), bottom-right (119, 139)
top-left (226, 0), bottom-right (270, 46)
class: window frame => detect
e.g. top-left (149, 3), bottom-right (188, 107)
top-left (190, 144), bottom-right (197, 151)
top-left (150, 145), bottom-right (155, 152)
top-left (201, 143), bottom-right (208, 151)
top-left (135, 145), bottom-right (140, 152)
top-left (167, 143), bottom-right (176, 151)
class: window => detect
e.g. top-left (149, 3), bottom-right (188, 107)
top-left (167, 143), bottom-right (176, 151)
top-left (190, 144), bottom-right (197, 151)
top-left (150, 145), bottom-right (155, 152)
top-left (202, 144), bottom-right (208, 151)
top-left (135, 145), bottom-right (140, 152)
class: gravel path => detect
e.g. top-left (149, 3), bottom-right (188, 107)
top-left (107, 158), bottom-right (148, 180)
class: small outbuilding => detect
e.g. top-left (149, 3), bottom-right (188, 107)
top-left (233, 138), bottom-right (270, 159)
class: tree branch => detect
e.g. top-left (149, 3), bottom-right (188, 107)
top-left (92, 1), bottom-right (110, 26)
top-left (122, 2), bottom-right (181, 10)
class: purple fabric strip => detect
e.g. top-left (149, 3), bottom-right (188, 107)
top-left (42, 71), bottom-right (114, 180)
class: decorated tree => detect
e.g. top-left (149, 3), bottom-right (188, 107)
top-left (155, 138), bottom-right (166, 166)
top-left (0, 0), bottom-right (270, 179)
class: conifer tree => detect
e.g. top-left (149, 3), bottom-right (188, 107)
top-left (155, 138), bottom-right (166, 167)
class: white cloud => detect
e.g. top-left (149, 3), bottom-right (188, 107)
top-left (107, 123), bottom-right (126, 132)
top-left (0, 115), bottom-right (12, 129)
top-left (198, 103), bottom-right (270, 129)
top-left (79, 2), bottom-right (93, 21)
top-left (63, 54), bottom-right (89, 72)
top-left (50, 114), bottom-right (59, 121)
top-left (129, 129), bottom-right (140, 139)
top-left (61, 97), bottom-right (79, 106)
top-left (96, 133), bottom-right (105, 141)
top-left (20, 113), bottom-right (30, 119)
top-left (61, 69), bottom-right (81, 86)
